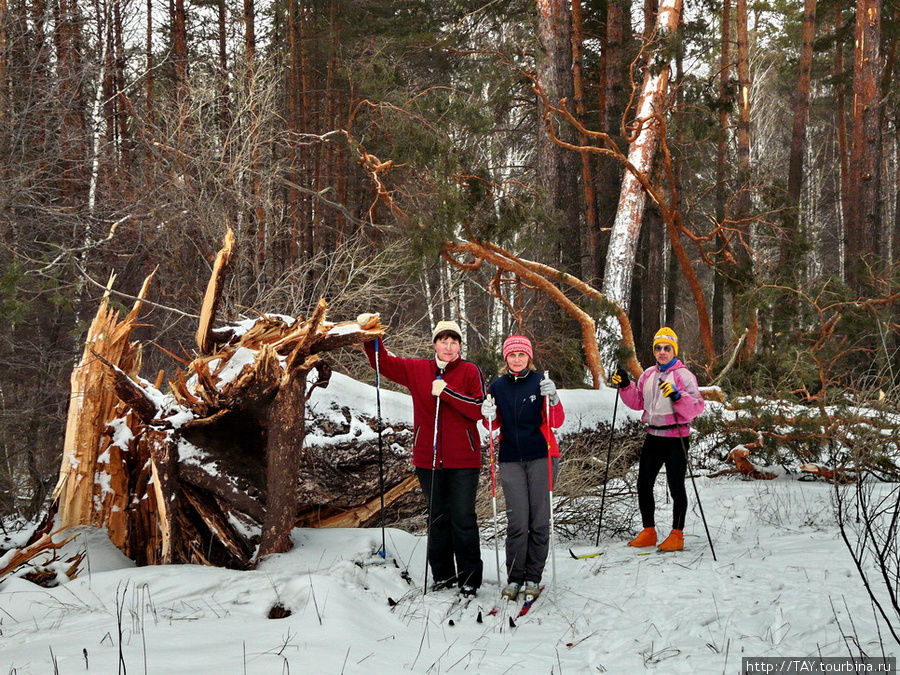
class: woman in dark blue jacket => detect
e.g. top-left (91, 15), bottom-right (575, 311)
top-left (481, 335), bottom-right (564, 601)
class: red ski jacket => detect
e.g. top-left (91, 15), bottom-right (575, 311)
top-left (365, 340), bottom-right (487, 469)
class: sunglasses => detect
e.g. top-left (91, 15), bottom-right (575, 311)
top-left (654, 344), bottom-right (673, 352)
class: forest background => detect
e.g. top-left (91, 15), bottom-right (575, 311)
top-left (0, 0), bottom-right (896, 520)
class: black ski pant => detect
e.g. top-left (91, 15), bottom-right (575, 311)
top-left (416, 466), bottom-right (483, 589)
top-left (636, 433), bottom-right (689, 531)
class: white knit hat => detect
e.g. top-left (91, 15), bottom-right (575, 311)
top-left (432, 320), bottom-right (462, 342)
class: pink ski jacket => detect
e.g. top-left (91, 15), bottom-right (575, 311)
top-left (618, 359), bottom-right (705, 437)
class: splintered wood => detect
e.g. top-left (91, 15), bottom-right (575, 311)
top-left (45, 229), bottom-right (414, 571)
top-left (707, 447), bottom-right (777, 480)
top-left (53, 271), bottom-right (154, 540)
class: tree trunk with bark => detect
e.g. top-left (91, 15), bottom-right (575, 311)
top-left (830, 0), bottom-right (850, 279)
top-left (172, 0), bottom-right (189, 109)
top-left (845, 0), bottom-right (883, 292)
top-left (536, 0), bottom-right (584, 277)
top-left (56, 0), bottom-right (87, 204)
top-left (595, 0), bottom-right (632, 279)
top-left (0, 0), bottom-right (6, 124)
top-left (145, 0), bottom-right (154, 127)
top-left (713, 0), bottom-right (732, 357)
top-left (601, 0), bottom-right (683, 315)
top-left (734, 0), bottom-right (752, 272)
top-left (732, 0), bottom-right (758, 358)
top-left (571, 0), bottom-right (600, 280)
top-left (783, 0), bottom-right (818, 268)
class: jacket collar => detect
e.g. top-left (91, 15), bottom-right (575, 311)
top-left (656, 357), bottom-right (681, 373)
top-left (505, 368), bottom-right (534, 382)
top-left (435, 355), bottom-right (462, 372)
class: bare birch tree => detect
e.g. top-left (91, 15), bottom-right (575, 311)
top-left (601, 0), bottom-right (682, 318)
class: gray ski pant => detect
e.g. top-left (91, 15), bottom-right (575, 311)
top-left (499, 456), bottom-right (559, 585)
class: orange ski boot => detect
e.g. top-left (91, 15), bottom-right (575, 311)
top-left (627, 527), bottom-right (657, 548)
top-left (657, 529), bottom-right (684, 552)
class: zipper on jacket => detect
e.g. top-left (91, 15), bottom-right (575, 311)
top-left (436, 365), bottom-right (445, 468)
top-left (513, 375), bottom-right (526, 462)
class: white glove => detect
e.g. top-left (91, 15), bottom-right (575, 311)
top-left (481, 396), bottom-right (497, 421)
top-left (432, 379), bottom-right (447, 397)
top-left (540, 377), bottom-right (559, 405)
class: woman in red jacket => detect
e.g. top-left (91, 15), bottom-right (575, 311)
top-left (365, 320), bottom-right (486, 597)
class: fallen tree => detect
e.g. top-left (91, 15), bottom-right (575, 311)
top-left (44, 230), bottom-right (419, 570)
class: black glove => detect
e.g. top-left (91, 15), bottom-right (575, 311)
top-left (611, 366), bottom-right (630, 389)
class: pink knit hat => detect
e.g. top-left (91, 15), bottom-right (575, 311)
top-left (502, 335), bottom-right (534, 361)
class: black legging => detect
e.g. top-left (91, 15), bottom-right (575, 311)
top-left (636, 433), bottom-right (689, 530)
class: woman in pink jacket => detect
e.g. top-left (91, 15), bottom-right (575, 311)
top-left (611, 327), bottom-right (705, 552)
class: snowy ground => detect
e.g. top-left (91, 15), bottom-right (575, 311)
top-left (2, 374), bottom-right (897, 673)
top-left (3, 479), bottom-right (893, 673)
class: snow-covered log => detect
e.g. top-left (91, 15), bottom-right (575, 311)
top-left (800, 463), bottom-right (855, 483)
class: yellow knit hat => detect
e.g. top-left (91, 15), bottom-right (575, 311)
top-left (653, 327), bottom-right (678, 355)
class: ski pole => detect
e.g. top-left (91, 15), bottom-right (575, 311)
top-left (595, 373), bottom-right (621, 546)
top-left (374, 338), bottom-right (386, 559)
top-left (424, 372), bottom-right (443, 594)
top-left (671, 404), bottom-right (717, 561)
top-left (544, 372), bottom-right (557, 590)
top-left (485, 396), bottom-right (502, 593)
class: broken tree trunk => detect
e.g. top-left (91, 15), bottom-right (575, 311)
top-left (800, 463), bottom-right (855, 483)
top-left (196, 228), bottom-right (235, 355)
top-left (54, 270), bottom-right (154, 536)
top-left (51, 230), bottom-right (416, 570)
top-left (258, 299), bottom-right (329, 558)
top-left (708, 447), bottom-right (776, 480)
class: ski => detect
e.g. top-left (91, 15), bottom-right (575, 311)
top-left (387, 582), bottom-right (458, 610)
top-left (444, 592), bottom-right (477, 621)
top-left (485, 584), bottom-right (522, 618)
top-left (514, 585), bottom-right (546, 619)
top-left (636, 548), bottom-right (688, 556)
top-left (516, 596), bottom-right (538, 618)
top-left (485, 597), bottom-right (511, 618)
top-left (569, 548), bottom-right (604, 560)
top-left (387, 587), bottom-right (423, 609)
